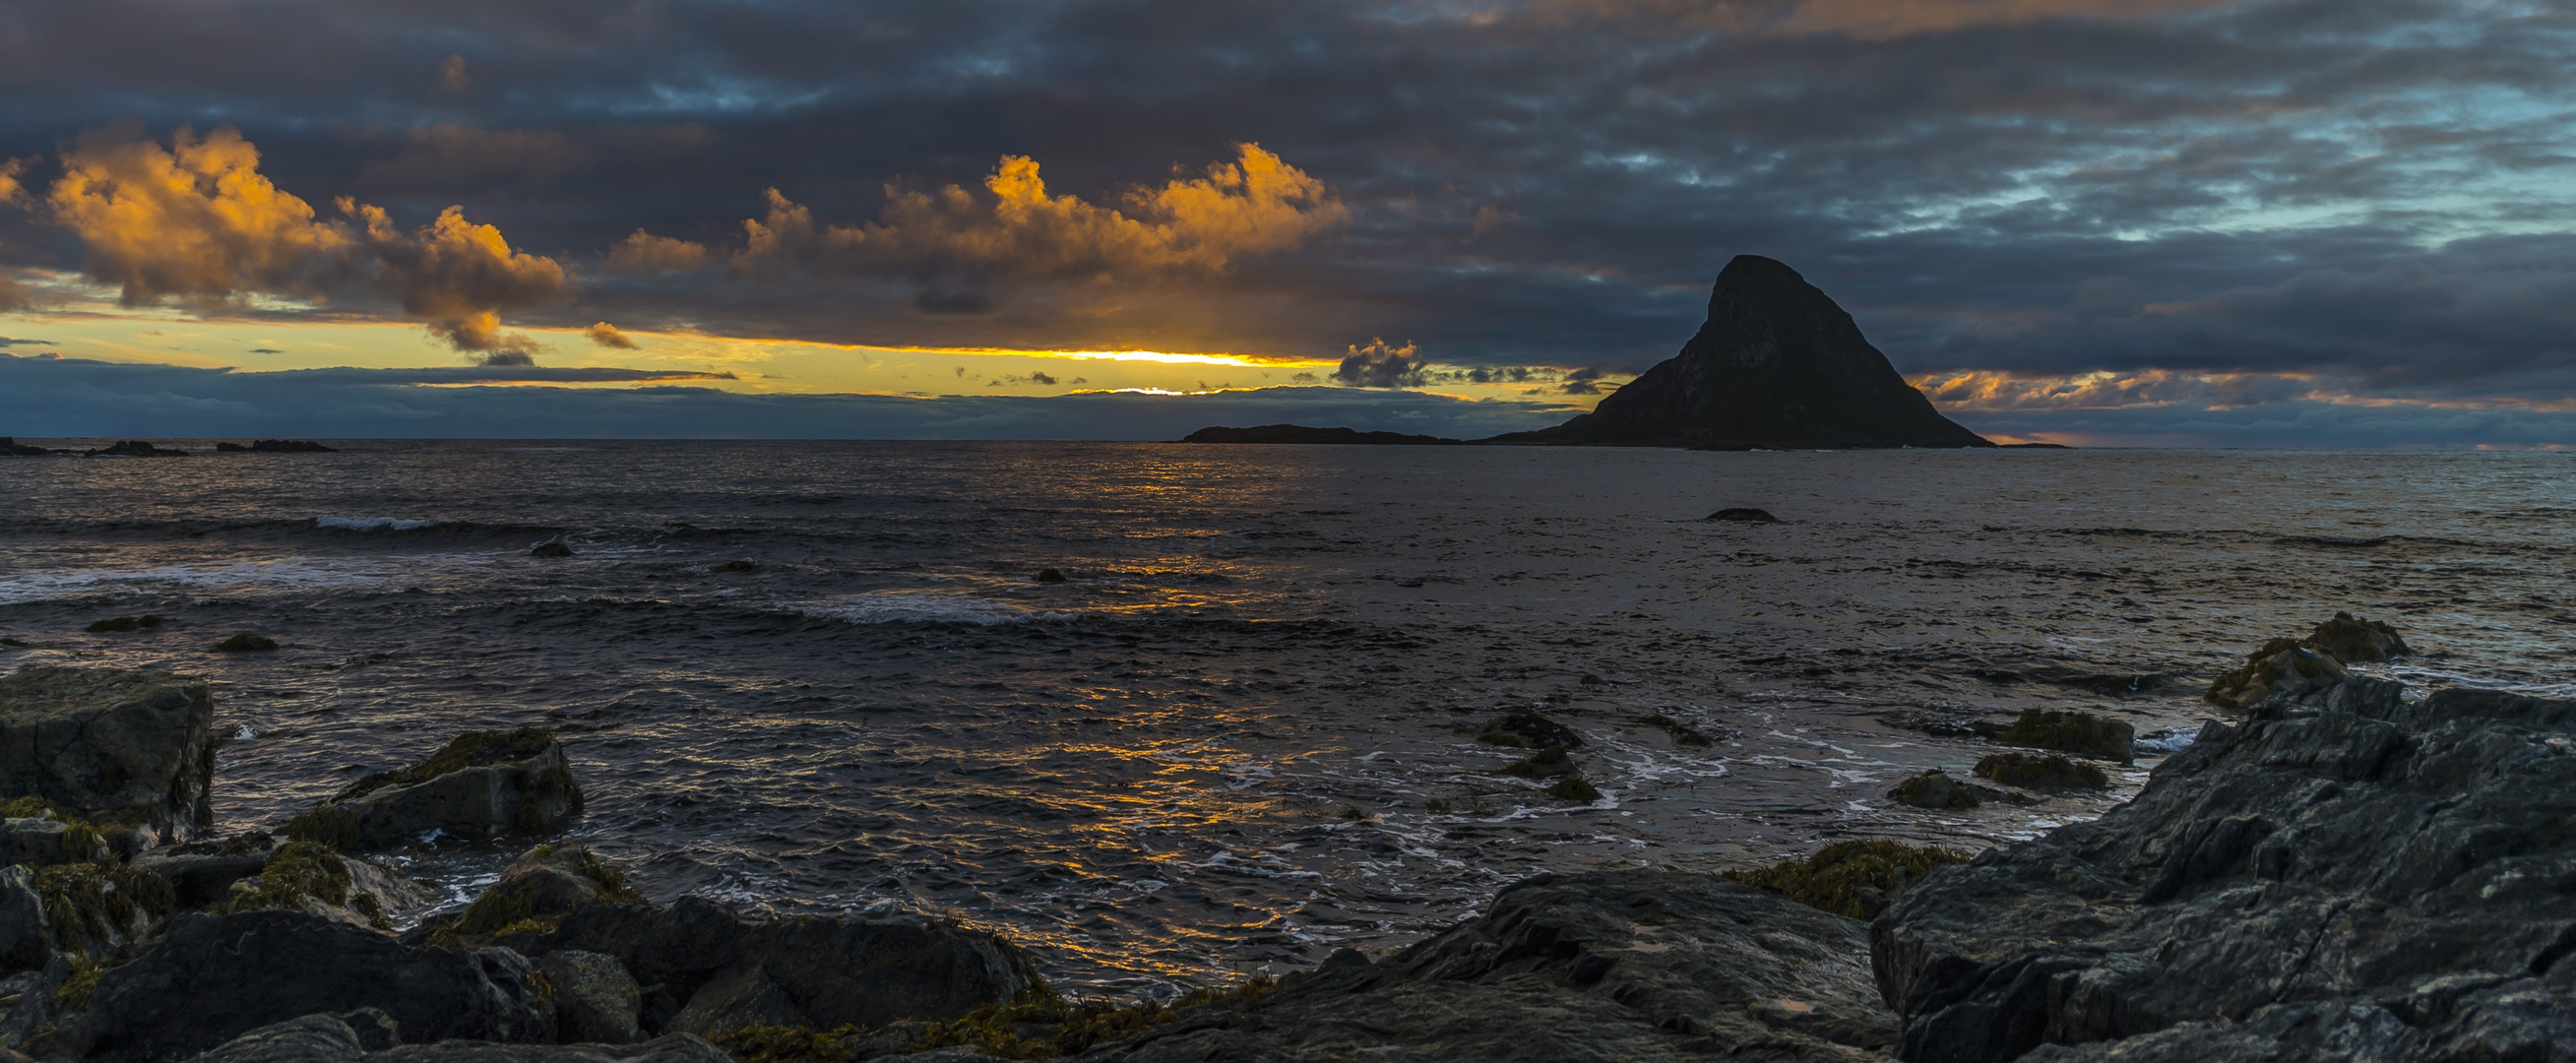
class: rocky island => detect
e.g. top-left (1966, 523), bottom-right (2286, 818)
top-left (1185, 255), bottom-right (1995, 450)
top-left (1, 610), bottom-right (2567, 1061)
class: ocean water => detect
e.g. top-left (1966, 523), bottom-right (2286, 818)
top-left (1, 440), bottom-right (2569, 994)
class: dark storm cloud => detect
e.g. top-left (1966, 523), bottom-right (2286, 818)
top-left (0, 353), bottom-right (1571, 440)
top-left (1, 0), bottom-right (2573, 439)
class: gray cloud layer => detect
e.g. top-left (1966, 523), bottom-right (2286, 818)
top-left (1, 0), bottom-right (2572, 440)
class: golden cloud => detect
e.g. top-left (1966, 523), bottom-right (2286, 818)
top-left (36, 124), bottom-right (570, 355)
top-left (732, 144), bottom-right (1349, 282)
top-left (48, 123), bottom-right (352, 305)
top-left (345, 201), bottom-right (569, 352)
top-left (601, 229), bottom-right (713, 273)
top-left (584, 321), bottom-right (638, 348)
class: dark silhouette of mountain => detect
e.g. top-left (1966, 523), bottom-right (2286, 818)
top-left (1180, 424), bottom-right (1462, 445)
top-left (1490, 256), bottom-right (1991, 449)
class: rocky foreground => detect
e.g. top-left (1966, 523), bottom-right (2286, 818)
top-left (0, 613), bottom-right (2569, 1061)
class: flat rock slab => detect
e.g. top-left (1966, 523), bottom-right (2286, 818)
top-left (0, 666), bottom-right (215, 838)
top-left (1076, 870), bottom-right (1893, 1062)
top-left (181, 1012), bottom-right (724, 1063)
top-left (1876, 681), bottom-right (2576, 1062)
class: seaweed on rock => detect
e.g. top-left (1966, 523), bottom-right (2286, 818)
top-left (1721, 839), bottom-right (1969, 919)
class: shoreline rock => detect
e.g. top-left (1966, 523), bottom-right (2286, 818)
top-left (281, 728), bottom-right (583, 851)
top-left (1178, 425), bottom-right (1463, 445)
top-left (0, 668), bottom-right (216, 840)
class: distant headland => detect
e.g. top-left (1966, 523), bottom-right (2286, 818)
top-left (1186, 255), bottom-right (1999, 450)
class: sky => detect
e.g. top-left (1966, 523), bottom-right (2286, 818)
top-left (2, 0), bottom-right (2573, 445)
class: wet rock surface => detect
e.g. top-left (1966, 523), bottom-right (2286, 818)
top-left (282, 729), bottom-right (582, 851)
top-left (0, 668), bottom-right (215, 838)
top-left (1988, 709), bottom-right (2134, 764)
top-left (523, 894), bottom-right (1041, 1034)
top-left (1875, 678), bottom-right (2576, 1062)
top-left (1069, 870), bottom-right (1893, 1062)
top-left (77, 909), bottom-right (556, 1062)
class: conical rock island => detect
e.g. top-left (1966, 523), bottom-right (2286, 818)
top-left (1499, 255), bottom-right (1991, 449)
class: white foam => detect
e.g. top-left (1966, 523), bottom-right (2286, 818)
top-left (316, 516), bottom-right (445, 532)
top-left (2135, 729), bottom-right (2198, 756)
top-left (789, 593), bottom-right (1062, 626)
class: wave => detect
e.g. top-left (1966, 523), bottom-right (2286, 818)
top-left (787, 593), bottom-right (1068, 626)
top-left (0, 556), bottom-right (451, 604)
top-left (316, 516), bottom-right (449, 532)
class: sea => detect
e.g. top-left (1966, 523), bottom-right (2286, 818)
top-left (1, 440), bottom-right (2569, 996)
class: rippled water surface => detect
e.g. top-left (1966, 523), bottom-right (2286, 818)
top-left (1, 441), bottom-right (2568, 992)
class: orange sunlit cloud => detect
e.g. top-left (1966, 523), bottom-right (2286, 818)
top-left (677, 144), bottom-right (1348, 283)
top-left (1915, 369), bottom-right (2576, 414)
top-left (39, 124), bottom-right (571, 358)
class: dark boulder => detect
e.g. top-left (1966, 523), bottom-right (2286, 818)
top-left (2301, 610), bottom-right (2411, 662)
top-left (211, 440), bottom-right (337, 454)
top-left (524, 895), bottom-right (1041, 1033)
top-left (2204, 639), bottom-right (2346, 712)
top-left (136, 834), bottom-right (282, 909)
top-left (1888, 770), bottom-right (1979, 809)
top-left (280, 728), bottom-right (582, 851)
top-left (79, 909), bottom-right (554, 1062)
top-left (174, 1010), bottom-right (398, 1063)
top-left (2, 438), bottom-right (61, 457)
top-left (1075, 871), bottom-right (1894, 1061)
top-left (529, 541), bottom-right (575, 558)
top-left (1989, 708), bottom-right (2135, 764)
top-left (1874, 679), bottom-right (2576, 1062)
top-left (1487, 256), bottom-right (1991, 449)
top-left (430, 844), bottom-right (642, 946)
top-left (541, 949), bottom-right (644, 1044)
top-left (1035, 568), bottom-right (1067, 584)
top-left (0, 666), bottom-right (216, 839)
top-left (216, 633), bottom-right (281, 654)
top-left (1706, 507), bottom-right (1779, 523)
top-left (1475, 709), bottom-right (1583, 749)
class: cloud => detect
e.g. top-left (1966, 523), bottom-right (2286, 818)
top-left (583, 321), bottom-right (637, 348)
top-left (35, 124), bottom-right (570, 356)
top-left (1539, 0), bottom-right (2235, 39)
top-left (0, 352), bottom-right (1567, 440)
top-left (731, 144), bottom-right (1348, 295)
top-left (353, 123), bottom-right (591, 192)
top-left (437, 54), bottom-right (470, 94)
top-left (1334, 338), bottom-right (1428, 388)
top-left (45, 123), bottom-right (352, 306)
top-left (343, 201), bottom-right (570, 353)
top-left (600, 230), bottom-right (712, 274)
top-left (0, 336), bottom-right (53, 346)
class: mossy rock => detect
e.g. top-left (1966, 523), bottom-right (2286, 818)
top-left (1974, 752), bottom-right (2108, 790)
top-left (431, 843), bottom-right (644, 948)
top-left (32, 860), bottom-right (177, 954)
top-left (1888, 770), bottom-right (1979, 810)
top-left (1990, 708), bottom-right (2134, 764)
top-left (1721, 839), bottom-right (1970, 919)
top-left (280, 727), bottom-right (582, 851)
top-left (2303, 611), bottom-right (2411, 662)
top-left (2205, 639), bottom-right (2347, 712)
top-left (884, 975), bottom-right (1282, 1060)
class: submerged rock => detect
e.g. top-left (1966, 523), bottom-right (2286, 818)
top-left (1972, 751), bottom-right (2108, 790)
top-left (1989, 708), bottom-right (2135, 764)
top-left (1035, 568), bottom-right (1067, 584)
top-left (215, 633), bottom-right (281, 654)
top-left (1705, 507), bottom-right (1779, 523)
top-left (1074, 871), bottom-right (1896, 1061)
top-left (1474, 709), bottom-right (1583, 749)
top-left (2204, 638), bottom-right (2346, 712)
top-left (523, 894), bottom-right (1042, 1034)
top-left (84, 616), bottom-right (171, 634)
top-left (79, 908), bottom-right (556, 1062)
top-left (1888, 770), bottom-right (1980, 810)
top-left (212, 440), bottom-right (338, 454)
top-left (529, 541), bottom-right (575, 558)
top-left (281, 728), bottom-right (583, 851)
top-left (1875, 680), bottom-right (2576, 1062)
top-left (0, 666), bottom-right (217, 839)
